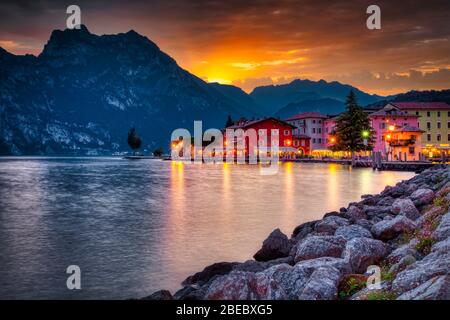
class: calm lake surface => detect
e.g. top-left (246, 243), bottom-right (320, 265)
top-left (0, 157), bottom-right (414, 299)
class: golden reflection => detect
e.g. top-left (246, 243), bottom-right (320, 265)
top-left (281, 162), bottom-right (295, 229)
top-left (359, 169), bottom-right (372, 195)
top-left (170, 161), bottom-right (185, 216)
top-left (221, 162), bottom-right (232, 211)
top-left (327, 164), bottom-right (339, 209)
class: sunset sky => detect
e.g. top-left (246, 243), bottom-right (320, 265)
top-left (0, 0), bottom-right (449, 95)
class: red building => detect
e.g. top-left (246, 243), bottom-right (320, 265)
top-left (225, 117), bottom-right (311, 157)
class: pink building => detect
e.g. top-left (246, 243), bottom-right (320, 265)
top-left (323, 116), bottom-right (338, 148)
top-left (369, 104), bottom-right (420, 157)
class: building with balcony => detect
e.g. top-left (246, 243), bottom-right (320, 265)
top-left (393, 102), bottom-right (450, 158)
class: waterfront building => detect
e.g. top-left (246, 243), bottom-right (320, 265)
top-left (285, 112), bottom-right (328, 154)
top-left (369, 104), bottom-right (421, 156)
top-left (393, 102), bottom-right (450, 158)
top-left (225, 117), bottom-right (311, 157)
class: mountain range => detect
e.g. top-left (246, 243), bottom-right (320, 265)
top-left (0, 26), bottom-right (447, 155)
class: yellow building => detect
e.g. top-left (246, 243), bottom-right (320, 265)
top-left (392, 102), bottom-right (450, 158)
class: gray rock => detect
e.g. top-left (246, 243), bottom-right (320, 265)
top-left (386, 241), bottom-right (421, 265)
top-left (233, 256), bottom-right (294, 273)
top-left (174, 285), bottom-right (205, 300)
top-left (363, 205), bottom-right (392, 219)
top-left (182, 261), bottom-right (238, 286)
top-left (431, 236), bottom-right (450, 255)
top-left (377, 196), bottom-right (395, 206)
top-left (204, 271), bottom-right (287, 300)
top-left (315, 216), bottom-right (349, 234)
top-left (432, 211), bottom-right (450, 241)
top-left (347, 205), bottom-right (367, 222)
top-left (397, 275), bottom-right (450, 300)
top-left (263, 257), bottom-right (351, 300)
top-left (391, 198), bottom-right (420, 220)
top-left (298, 267), bottom-right (342, 300)
top-left (355, 219), bottom-right (373, 230)
top-left (392, 250), bottom-right (450, 294)
top-left (254, 228), bottom-right (291, 261)
top-left (350, 281), bottom-right (391, 300)
top-left (142, 289), bottom-right (173, 300)
top-left (294, 235), bottom-right (347, 263)
top-left (291, 220), bottom-right (318, 241)
top-left (389, 254), bottom-right (416, 274)
top-left (335, 225), bottom-right (373, 240)
top-left (342, 237), bottom-right (390, 273)
top-left (410, 188), bottom-right (435, 206)
top-left (371, 215), bottom-right (417, 241)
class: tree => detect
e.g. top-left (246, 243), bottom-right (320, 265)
top-left (332, 91), bottom-right (375, 165)
top-left (127, 127), bottom-right (142, 154)
top-left (225, 115), bottom-right (234, 128)
top-left (153, 147), bottom-right (164, 157)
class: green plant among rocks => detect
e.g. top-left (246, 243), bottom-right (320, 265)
top-left (381, 264), bottom-right (396, 282)
top-left (366, 290), bottom-right (397, 300)
top-left (338, 274), bottom-right (367, 300)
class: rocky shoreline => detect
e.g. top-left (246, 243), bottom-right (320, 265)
top-left (146, 165), bottom-right (450, 300)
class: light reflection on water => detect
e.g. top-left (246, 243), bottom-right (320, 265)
top-left (0, 158), bottom-right (414, 299)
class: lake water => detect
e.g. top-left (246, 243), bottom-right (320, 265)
top-left (0, 157), bottom-right (414, 299)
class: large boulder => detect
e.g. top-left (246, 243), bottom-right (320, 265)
top-left (371, 215), bottom-right (416, 241)
top-left (182, 262), bottom-right (238, 286)
top-left (397, 275), bottom-right (450, 300)
top-left (392, 250), bottom-right (450, 294)
top-left (342, 238), bottom-right (390, 273)
top-left (355, 219), bottom-right (373, 231)
top-left (391, 198), bottom-right (420, 220)
top-left (432, 211), bottom-right (450, 241)
top-left (363, 205), bottom-right (392, 220)
top-left (314, 216), bottom-right (349, 234)
top-left (254, 228), bottom-right (291, 261)
top-left (298, 267), bottom-right (342, 300)
top-left (346, 205), bottom-right (367, 221)
top-left (233, 257), bottom-right (294, 273)
top-left (204, 271), bottom-right (286, 300)
top-left (291, 220), bottom-right (318, 241)
top-left (294, 236), bottom-right (347, 263)
top-left (385, 240), bottom-right (421, 265)
top-left (410, 188), bottom-right (435, 206)
top-left (335, 225), bottom-right (373, 240)
top-left (263, 257), bottom-right (351, 300)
